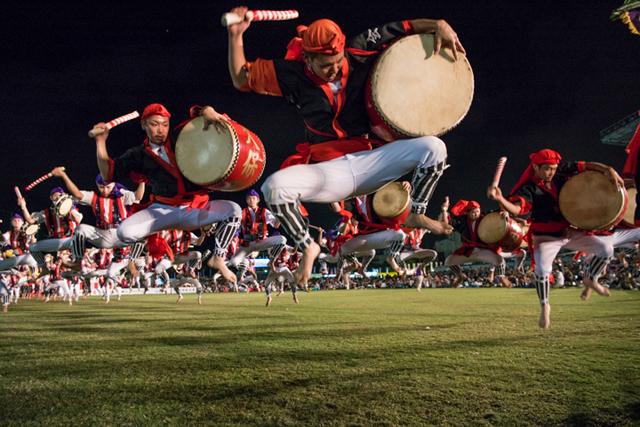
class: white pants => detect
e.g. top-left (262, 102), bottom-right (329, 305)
top-left (75, 225), bottom-right (127, 248)
top-left (531, 228), bottom-right (640, 277)
top-left (262, 136), bottom-right (447, 248)
top-left (229, 235), bottom-right (287, 266)
top-left (446, 248), bottom-right (506, 277)
top-left (264, 267), bottom-right (296, 296)
top-left (116, 201), bottom-right (241, 258)
top-left (0, 254), bottom-right (38, 271)
top-left (339, 230), bottom-right (405, 258)
top-left (46, 280), bottom-right (71, 299)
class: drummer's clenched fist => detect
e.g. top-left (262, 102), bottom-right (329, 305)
top-left (50, 167), bottom-right (66, 177)
top-left (227, 6), bottom-right (252, 36)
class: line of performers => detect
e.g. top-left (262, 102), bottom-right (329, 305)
top-left (2, 8), bottom-right (638, 331)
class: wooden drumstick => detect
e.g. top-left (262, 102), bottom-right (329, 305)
top-left (221, 9), bottom-right (299, 27)
top-left (491, 157), bottom-right (507, 188)
top-left (24, 167), bottom-right (64, 191)
top-left (88, 110), bottom-right (140, 138)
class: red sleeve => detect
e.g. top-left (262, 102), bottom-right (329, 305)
top-left (245, 59), bottom-right (283, 96)
top-left (576, 161), bottom-right (586, 173)
top-left (106, 159), bottom-right (115, 182)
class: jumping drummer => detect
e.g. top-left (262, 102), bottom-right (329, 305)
top-left (440, 197), bottom-right (512, 288)
top-left (16, 187), bottom-right (83, 267)
top-left (92, 103), bottom-right (242, 283)
top-left (0, 214), bottom-right (38, 272)
top-left (226, 9), bottom-right (463, 286)
top-left (228, 189), bottom-right (286, 284)
top-left (48, 167), bottom-right (144, 262)
top-left (487, 148), bottom-right (640, 329)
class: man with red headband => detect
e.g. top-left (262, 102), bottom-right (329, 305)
top-left (488, 148), bottom-right (635, 329)
top-left (227, 9), bottom-right (464, 285)
top-left (92, 103), bottom-right (242, 283)
top-left (441, 197), bottom-right (512, 288)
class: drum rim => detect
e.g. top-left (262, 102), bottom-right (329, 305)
top-left (53, 194), bottom-right (73, 217)
top-left (175, 117), bottom-right (240, 187)
top-left (369, 33), bottom-right (475, 138)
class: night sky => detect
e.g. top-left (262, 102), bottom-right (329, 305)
top-left (1, 1), bottom-right (638, 231)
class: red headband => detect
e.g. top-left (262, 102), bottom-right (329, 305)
top-left (450, 200), bottom-right (480, 217)
top-left (529, 149), bottom-right (562, 165)
top-left (285, 19), bottom-right (345, 61)
top-left (141, 103), bottom-right (171, 121)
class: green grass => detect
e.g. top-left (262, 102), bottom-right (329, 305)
top-left (1, 289), bottom-right (639, 426)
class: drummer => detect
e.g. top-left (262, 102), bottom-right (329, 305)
top-left (440, 197), bottom-right (512, 288)
top-left (226, 8), bottom-right (463, 285)
top-left (621, 123), bottom-right (640, 224)
top-left (0, 213), bottom-right (38, 266)
top-left (92, 103), bottom-right (242, 283)
top-left (48, 167), bottom-right (145, 263)
top-left (487, 148), bottom-right (638, 329)
top-left (16, 187), bottom-right (82, 267)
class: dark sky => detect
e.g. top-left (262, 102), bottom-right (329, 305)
top-left (1, 1), bottom-right (638, 230)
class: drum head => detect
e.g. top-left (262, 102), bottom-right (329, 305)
top-left (559, 171), bottom-right (627, 231)
top-left (56, 196), bottom-right (73, 217)
top-left (477, 212), bottom-right (507, 244)
top-left (623, 187), bottom-right (637, 224)
top-left (175, 116), bottom-right (237, 187)
top-left (23, 224), bottom-right (39, 236)
top-left (372, 182), bottom-right (410, 218)
top-left (370, 33), bottom-right (474, 137)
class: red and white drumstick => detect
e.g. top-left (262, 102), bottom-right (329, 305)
top-left (88, 110), bottom-right (140, 138)
top-left (221, 9), bottom-right (299, 27)
top-left (24, 167), bottom-right (64, 191)
top-left (491, 157), bottom-right (507, 187)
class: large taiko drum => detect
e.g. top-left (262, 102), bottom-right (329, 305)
top-left (559, 171), bottom-right (628, 231)
top-left (623, 187), bottom-right (637, 224)
top-left (372, 181), bottom-right (410, 226)
top-left (477, 212), bottom-right (527, 252)
top-left (365, 33), bottom-right (474, 142)
top-left (175, 116), bottom-right (266, 192)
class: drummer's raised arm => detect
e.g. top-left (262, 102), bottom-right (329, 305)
top-left (50, 167), bottom-right (83, 200)
top-left (93, 122), bottom-right (112, 181)
top-left (227, 6), bottom-right (253, 91)
top-left (487, 186), bottom-right (522, 217)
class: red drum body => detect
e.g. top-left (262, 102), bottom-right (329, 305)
top-left (477, 212), bottom-right (527, 252)
top-left (372, 182), bottom-right (410, 226)
top-left (559, 171), bottom-right (628, 231)
top-left (175, 116), bottom-right (266, 192)
top-left (365, 33), bottom-right (474, 142)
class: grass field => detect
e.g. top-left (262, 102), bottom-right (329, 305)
top-left (1, 288), bottom-right (639, 426)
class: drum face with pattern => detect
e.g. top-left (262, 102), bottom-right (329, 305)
top-left (175, 116), bottom-right (266, 192)
top-left (559, 171), bottom-right (628, 231)
top-left (19, 222), bottom-right (40, 237)
top-left (372, 182), bottom-right (410, 226)
top-left (477, 212), bottom-right (527, 252)
top-left (365, 33), bottom-right (474, 142)
top-left (53, 194), bottom-right (73, 217)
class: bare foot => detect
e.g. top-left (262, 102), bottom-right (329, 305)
top-left (197, 295), bottom-right (202, 305)
top-left (127, 260), bottom-right (139, 279)
top-left (583, 278), bottom-right (610, 297)
top-left (294, 242), bottom-right (321, 286)
top-left (266, 295), bottom-right (272, 307)
top-left (208, 256), bottom-right (237, 284)
top-left (293, 293), bottom-right (299, 304)
top-left (176, 295), bottom-right (184, 304)
top-left (580, 287), bottom-right (592, 301)
top-left (500, 276), bottom-right (513, 288)
top-left (403, 213), bottom-right (453, 235)
top-left (538, 303), bottom-right (551, 329)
